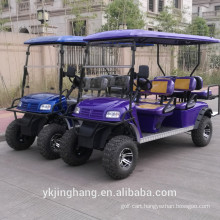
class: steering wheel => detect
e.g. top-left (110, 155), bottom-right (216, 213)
top-left (133, 78), bottom-right (152, 91)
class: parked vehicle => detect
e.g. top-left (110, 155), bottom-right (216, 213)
top-left (59, 30), bottom-right (220, 179)
top-left (5, 36), bottom-right (86, 159)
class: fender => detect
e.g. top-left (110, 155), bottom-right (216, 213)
top-left (194, 107), bottom-right (212, 129)
top-left (17, 114), bottom-right (48, 136)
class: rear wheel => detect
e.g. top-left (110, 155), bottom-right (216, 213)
top-left (60, 129), bottom-right (93, 166)
top-left (5, 119), bottom-right (35, 150)
top-left (192, 116), bottom-right (212, 147)
top-left (38, 123), bottom-right (66, 160)
top-left (102, 135), bottom-right (138, 180)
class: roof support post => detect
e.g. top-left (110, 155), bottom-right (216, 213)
top-left (157, 44), bottom-right (165, 76)
top-left (129, 42), bottom-right (136, 110)
top-left (190, 44), bottom-right (201, 76)
top-left (22, 45), bottom-right (31, 97)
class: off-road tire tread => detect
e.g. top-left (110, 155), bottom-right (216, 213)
top-left (102, 135), bottom-right (138, 180)
top-left (5, 119), bottom-right (35, 150)
top-left (60, 129), bottom-right (93, 166)
top-left (37, 123), bottom-right (66, 160)
top-left (192, 116), bottom-right (212, 147)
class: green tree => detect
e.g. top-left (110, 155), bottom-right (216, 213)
top-left (187, 16), bottom-right (210, 36)
top-left (155, 6), bottom-right (183, 33)
top-left (101, 0), bottom-right (145, 31)
top-left (64, 0), bottom-right (97, 35)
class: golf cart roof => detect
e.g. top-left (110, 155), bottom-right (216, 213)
top-left (24, 35), bottom-right (86, 46)
top-left (84, 29), bottom-right (220, 45)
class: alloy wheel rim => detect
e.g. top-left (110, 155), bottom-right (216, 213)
top-left (203, 125), bottom-right (211, 139)
top-left (50, 133), bottom-right (62, 152)
top-left (119, 148), bottom-right (133, 169)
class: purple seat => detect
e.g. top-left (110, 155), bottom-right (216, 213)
top-left (154, 75), bottom-right (176, 82)
top-left (191, 89), bottom-right (212, 99)
top-left (173, 76), bottom-right (197, 109)
top-left (136, 79), bottom-right (175, 133)
top-left (191, 76), bottom-right (212, 99)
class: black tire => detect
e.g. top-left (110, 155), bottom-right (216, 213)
top-left (5, 119), bottom-right (35, 150)
top-left (102, 135), bottom-right (138, 180)
top-left (60, 129), bottom-right (93, 166)
top-left (192, 116), bottom-right (212, 147)
top-left (37, 123), bottom-right (66, 160)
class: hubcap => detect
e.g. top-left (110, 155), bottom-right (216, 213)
top-left (50, 134), bottom-right (62, 152)
top-left (119, 148), bottom-right (133, 169)
top-left (203, 125), bottom-right (211, 139)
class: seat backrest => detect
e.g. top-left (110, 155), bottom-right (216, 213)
top-left (138, 65), bottom-right (149, 79)
top-left (83, 77), bottom-right (108, 91)
top-left (109, 75), bottom-right (130, 97)
top-left (148, 79), bottom-right (174, 96)
top-left (99, 75), bottom-right (114, 87)
top-left (110, 75), bottom-right (129, 89)
top-left (194, 76), bottom-right (203, 90)
top-left (154, 75), bottom-right (176, 82)
top-left (174, 76), bottom-right (196, 91)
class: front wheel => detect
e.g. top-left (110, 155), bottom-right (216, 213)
top-left (102, 135), bottom-right (138, 180)
top-left (191, 116), bottom-right (212, 147)
top-left (5, 119), bottom-right (35, 150)
top-left (60, 129), bottom-right (93, 166)
top-left (37, 123), bottom-right (66, 160)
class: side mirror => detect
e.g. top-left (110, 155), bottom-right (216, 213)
top-left (64, 66), bottom-right (76, 78)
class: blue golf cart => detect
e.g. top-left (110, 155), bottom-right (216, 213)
top-left (5, 35), bottom-right (86, 159)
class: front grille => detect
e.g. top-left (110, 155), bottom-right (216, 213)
top-left (79, 108), bottom-right (104, 119)
top-left (21, 102), bottom-right (28, 110)
top-left (20, 102), bottom-right (39, 112)
top-left (80, 108), bottom-right (90, 117)
top-left (90, 110), bottom-right (104, 119)
top-left (29, 103), bottom-right (39, 111)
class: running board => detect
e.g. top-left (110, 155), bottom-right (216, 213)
top-left (139, 126), bottom-right (194, 144)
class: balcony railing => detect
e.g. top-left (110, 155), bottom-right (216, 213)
top-left (36, 0), bottom-right (54, 6)
top-left (202, 11), bottom-right (220, 19)
top-left (19, 1), bottom-right (30, 12)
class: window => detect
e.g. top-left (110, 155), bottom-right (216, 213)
top-left (70, 20), bottom-right (86, 36)
top-left (149, 0), bottom-right (154, 12)
top-left (174, 0), bottom-right (181, 9)
top-left (215, 6), bottom-right (220, 11)
top-left (158, 0), bottom-right (164, 12)
top-left (208, 24), bottom-right (215, 37)
top-left (1, 0), bottom-right (9, 8)
top-left (148, 28), bottom-right (154, 31)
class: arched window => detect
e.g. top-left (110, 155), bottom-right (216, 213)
top-left (19, 28), bottom-right (29, 34)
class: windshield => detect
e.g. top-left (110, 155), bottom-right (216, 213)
top-left (24, 44), bottom-right (85, 99)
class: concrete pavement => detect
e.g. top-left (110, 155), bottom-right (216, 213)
top-left (0, 106), bottom-right (220, 219)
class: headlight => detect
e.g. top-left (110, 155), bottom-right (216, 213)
top-left (106, 111), bottom-right (120, 119)
top-left (18, 101), bottom-right (22, 107)
top-left (40, 104), bottom-right (51, 111)
top-left (74, 107), bottom-right (80, 114)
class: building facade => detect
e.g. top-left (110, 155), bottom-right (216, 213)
top-left (193, 0), bottom-right (220, 37)
top-left (1, 0), bottom-right (192, 35)
top-left (141, 0), bottom-right (192, 31)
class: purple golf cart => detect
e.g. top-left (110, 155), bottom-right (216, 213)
top-left (60, 30), bottom-right (220, 179)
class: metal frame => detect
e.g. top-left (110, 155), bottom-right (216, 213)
top-left (207, 84), bottom-right (220, 116)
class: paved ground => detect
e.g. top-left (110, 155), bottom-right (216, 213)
top-left (0, 100), bottom-right (220, 220)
